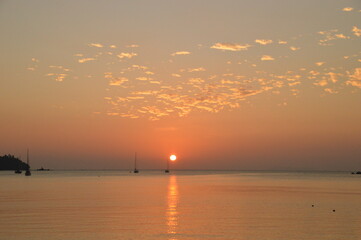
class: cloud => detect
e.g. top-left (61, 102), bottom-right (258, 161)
top-left (126, 44), bottom-right (139, 48)
top-left (150, 81), bottom-right (161, 84)
top-left (188, 67), bottom-right (206, 72)
top-left (261, 55), bottom-right (275, 61)
top-left (278, 40), bottom-right (288, 45)
top-left (131, 64), bottom-right (148, 70)
top-left (327, 72), bottom-right (338, 83)
top-left (313, 79), bottom-right (328, 86)
top-left (342, 7), bottom-right (353, 12)
top-left (171, 73), bottom-right (181, 77)
top-left (352, 26), bottom-right (361, 37)
top-left (109, 45), bottom-right (117, 49)
top-left (136, 77), bottom-right (153, 81)
top-left (78, 58), bottom-right (96, 63)
top-left (131, 90), bottom-right (159, 95)
top-left (335, 34), bottom-right (350, 39)
top-left (289, 46), bottom-right (300, 51)
top-left (188, 78), bottom-right (205, 84)
top-left (46, 73), bottom-right (67, 82)
top-left (211, 43), bottom-right (251, 51)
top-left (171, 51), bottom-right (191, 56)
top-left (346, 68), bottom-right (361, 88)
top-left (117, 52), bottom-right (138, 59)
top-left (255, 39), bottom-right (273, 45)
top-left (88, 43), bottom-right (104, 48)
top-left (315, 62), bottom-right (325, 66)
top-left (324, 88), bottom-right (338, 94)
top-left (109, 77), bottom-right (128, 86)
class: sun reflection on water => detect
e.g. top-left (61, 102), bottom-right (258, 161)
top-left (166, 175), bottom-right (179, 239)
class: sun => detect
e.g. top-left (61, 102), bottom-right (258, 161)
top-left (170, 155), bottom-right (177, 161)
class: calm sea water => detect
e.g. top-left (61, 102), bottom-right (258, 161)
top-left (0, 170), bottom-right (360, 240)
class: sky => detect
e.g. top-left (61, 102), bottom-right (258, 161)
top-left (1, 0), bottom-right (361, 170)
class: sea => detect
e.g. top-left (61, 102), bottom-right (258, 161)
top-left (0, 170), bottom-right (360, 240)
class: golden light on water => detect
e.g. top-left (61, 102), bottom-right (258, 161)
top-left (166, 175), bottom-right (179, 239)
top-left (170, 155), bottom-right (177, 161)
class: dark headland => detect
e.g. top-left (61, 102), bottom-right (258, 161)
top-left (0, 154), bottom-right (29, 170)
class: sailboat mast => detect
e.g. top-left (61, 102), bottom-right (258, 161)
top-left (134, 152), bottom-right (137, 169)
top-left (27, 149), bottom-right (29, 165)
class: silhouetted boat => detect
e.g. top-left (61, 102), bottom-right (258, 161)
top-left (133, 152), bottom-right (139, 173)
top-left (25, 149), bottom-right (31, 176)
top-left (165, 157), bottom-right (170, 173)
top-left (36, 167), bottom-right (50, 171)
top-left (15, 169), bottom-right (22, 174)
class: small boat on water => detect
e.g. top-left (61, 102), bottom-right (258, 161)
top-left (15, 169), bottom-right (22, 174)
top-left (25, 149), bottom-right (31, 176)
top-left (36, 167), bottom-right (50, 171)
top-left (133, 152), bottom-right (139, 173)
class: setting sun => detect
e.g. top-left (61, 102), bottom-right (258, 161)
top-left (170, 155), bottom-right (177, 161)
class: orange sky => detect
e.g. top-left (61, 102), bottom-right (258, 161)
top-left (1, 0), bottom-right (361, 170)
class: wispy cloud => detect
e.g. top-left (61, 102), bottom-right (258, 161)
top-left (289, 46), bottom-right (300, 51)
top-left (315, 62), bottom-right (325, 66)
top-left (342, 7), bottom-right (353, 12)
top-left (346, 68), bottom-right (361, 88)
top-left (78, 58), bottom-right (96, 63)
top-left (188, 67), bottom-right (206, 72)
top-left (352, 26), bottom-right (361, 37)
top-left (211, 43), bottom-right (251, 51)
top-left (88, 43), bottom-right (104, 48)
top-left (255, 39), bottom-right (273, 45)
top-left (171, 51), bottom-right (191, 56)
top-left (324, 88), bottom-right (338, 94)
top-left (117, 52), bottom-right (137, 59)
top-left (261, 55), bottom-right (275, 61)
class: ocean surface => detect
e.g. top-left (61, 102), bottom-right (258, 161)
top-left (0, 170), bottom-right (360, 240)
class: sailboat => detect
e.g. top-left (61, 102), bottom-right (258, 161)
top-left (25, 149), bottom-right (31, 176)
top-left (133, 152), bottom-right (139, 173)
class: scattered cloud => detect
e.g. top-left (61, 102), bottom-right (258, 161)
top-left (342, 7), bottom-right (353, 12)
top-left (261, 55), bottom-right (275, 61)
top-left (255, 39), bottom-right (273, 45)
top-left (78, 58), bottom-right (96, 63)
top-left (88, 43), bottom-right (103, 48)
top-left (346, 68), bottom-right (361, 88)
top-left (315, 62), bottom-right (325, 66)
top-left (171, 51), bottom-right (191, 56)
top-left (126, 44), bottom-right (139, 48)
top-left (211, 43), bottom-right (251, 51)
top-left (187, 67), bottom-right (206, 72)
top-left (352, 26), bottom-right (361, 37)
top-left (289, 46), bottom-right (300, 51)
top-left (117, 52), bottom-right (137, 59)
